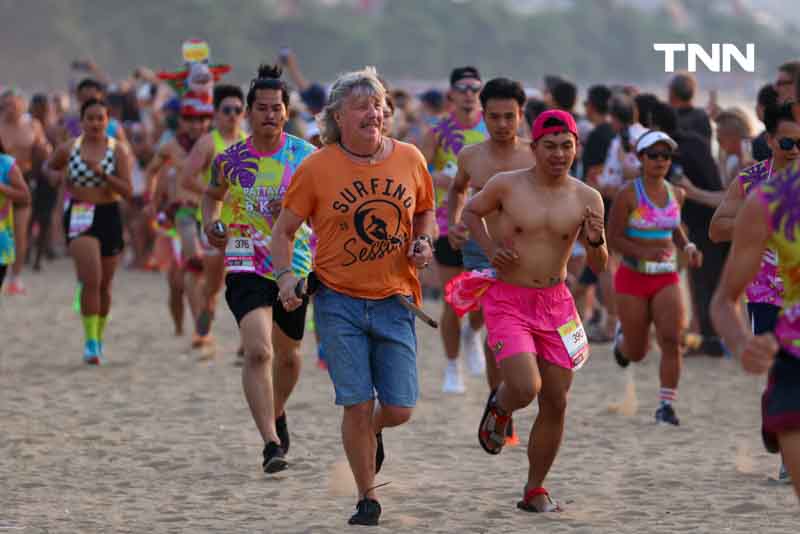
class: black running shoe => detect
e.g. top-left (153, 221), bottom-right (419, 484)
top-left (348, 498), bottom-right (381, 526)
top-left (655, 404), bottom-right (680, 426)
top-left (276, 413), bottom-right (290, 454)
top-left (613, 322), bottom-right (630, 368)
top-left (262, 441), bottom-right (288, 473)
top-left (375, 432), bottom-right (384, 474)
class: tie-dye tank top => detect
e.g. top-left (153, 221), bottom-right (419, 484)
top-left (623, 178), bottom-right (681, 273)
top-left (739, 160), bottom-right (783, 306)
top-left (0, 154), bottom-right (16, 266)
top-left (214, 133), bottom-right (315, 280)
top-left (431, 114), bottom-right (488, 236)
top-left (758, 160), bottom-right (800, 357)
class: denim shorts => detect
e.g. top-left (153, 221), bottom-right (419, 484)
top-left (314, 285), bottom-right (419, 407)
top-left (462, 238), bottom-right (492, 271)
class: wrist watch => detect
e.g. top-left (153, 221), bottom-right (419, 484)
top-left (587, 235), bottom-right (605, 248)
top-left (416, 234), bottom-right (433, 247)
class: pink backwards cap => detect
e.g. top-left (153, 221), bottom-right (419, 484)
top-left (531, 110), bottom-right (578, 142)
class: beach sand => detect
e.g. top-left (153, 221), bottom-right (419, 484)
top-left (1, 259), bottom-right (797, 533)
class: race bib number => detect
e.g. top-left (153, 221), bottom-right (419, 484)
top-left (557, 318), bottom-right (589, 371)
top-left (68, 202), bottom-right (95, 238)
top-left (641, 259), bottom-right (677, 274)
top-left (225, 224), bottom-right (255, 273)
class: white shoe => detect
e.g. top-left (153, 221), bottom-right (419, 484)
top-left (461, 322), bottom-right (486, 376)
top-left (442, 361), bottom-right (466, 394)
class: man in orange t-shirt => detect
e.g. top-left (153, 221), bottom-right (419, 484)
top-left (272, 68), bottom-right (435, 527)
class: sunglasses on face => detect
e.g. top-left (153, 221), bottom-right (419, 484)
top-left (221, 105), bottom-right (243, 116)
top-left (776, 79), bottom-right (794, 87)
top-left (778, 137), bottom-right (800, 151)
top-left (453, 82), bottom-right (482, 94)
top-left (644, 150), bottom-right (673, 161)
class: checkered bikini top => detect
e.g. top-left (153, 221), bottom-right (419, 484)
top-left (68, 136), bottom-right (116, 188)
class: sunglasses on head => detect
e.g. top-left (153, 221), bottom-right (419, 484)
top-left (644, 150), bottom-right (673, 161)
top-left (453, 81), bottom-right (482, 94)
top-left (221, 105), bottom-right (243, 116)
top-left (778, 137), bottom-right (800, 151)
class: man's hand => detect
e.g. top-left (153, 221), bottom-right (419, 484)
top-left (277, 272), bottom-right (303, 312)
top-left (408, 236), bottom-right (433, 269)
top-left (739, 333), bottom-right (779, 375)
top-left (582, 206), bottom-right (604, 244)
top-left (448, 222), bottom-right (468, 250)
top-left (204, 220), bottom-right (228, 250)
top-left (490, 239), bottom-right (519, 272)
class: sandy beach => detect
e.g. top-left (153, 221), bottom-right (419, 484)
top-left (1, 258), bottom-right (797, 533)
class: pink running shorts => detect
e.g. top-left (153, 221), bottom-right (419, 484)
top-left (482, 280), bottom-right (589, 370)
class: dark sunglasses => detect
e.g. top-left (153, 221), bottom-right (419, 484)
top-left (453, 82), bottom-right (482, 94)
top-left (221, 105), bottom-right (243, 116)
top-left (778, 137), bottom-right (800, 151)
top-left (644, 150), bottom-right (673, 161)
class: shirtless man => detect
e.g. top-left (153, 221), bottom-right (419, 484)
top-left (448, 77), bottom-right (535, 396)
top-left (0, 90), bottom-right (50, 294)
top-left (147, 106), bottom-right (210, 341)
top-left (463, 110), bottom-right (607, 512)
top-left (180, 84), bottom-right (246, 341)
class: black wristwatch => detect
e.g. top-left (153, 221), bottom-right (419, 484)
top-left (415, 234), bottom-right (433, 247)
top-left (587, 236), bottom-right (605, 248)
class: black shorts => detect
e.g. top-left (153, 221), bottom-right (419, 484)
top-left (748, 302), bottom-right (780, 335)
top-left (0, 264), bottom-right (6, 287)
top-left (762, 349), bottom-right (800, 453)
top-left (224, 273), bottom-right (308, 340)
top-left (63, 201), bottom-right (124, 257)
top-left (32, 179), bottom-right (57, 224)
top-left (578, 265), bottom-right (598, 286)
top-left (434, 236), bottom-right (463, 268)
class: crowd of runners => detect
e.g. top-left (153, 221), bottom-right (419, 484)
top-left (2, 44), bottom-right (800, 525)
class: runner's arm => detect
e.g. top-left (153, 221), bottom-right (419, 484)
top-left (0, 163), bottom-right (31, 205)
top-left (677, 176), bottom-right (725, 207)
top-left (462, 175), bottom-right (504, 258)
top-left (179, 134), bottom-right (213, 196)
top-left (711, 194), bottom-right (771, 356)
top-left (42, 142), bottom-right (70, 187)
top-left (709, 178), bottom-right (744, 243)
top-left (104, 142), bottom-right (134, 199)
top-left (606, 185), bottom-right (645, 258)
top-left (420, 128), bottom-right (437, 166)
top-left (272, 207), bottom-right (305, 275)
top-left (579, 187), bottom-right (609, 274)
top-left (201, 157), bottom-right (229, 226)
top-left (447, 150), bottom-right (470, 229)
top-left (671, 187), bottom-right (691, 250)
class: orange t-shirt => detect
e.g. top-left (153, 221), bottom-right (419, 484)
top-left (283, 140), bottom-right (435, 303)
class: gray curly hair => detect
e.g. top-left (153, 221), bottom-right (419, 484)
top-left (318, 66), bottom-right (386, 145)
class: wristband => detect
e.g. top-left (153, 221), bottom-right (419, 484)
top-left (275, 268), bottom-right (292, 281)
top-left (587, 236), bottom-right (605, 248)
